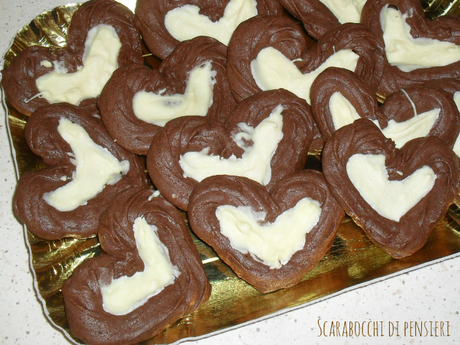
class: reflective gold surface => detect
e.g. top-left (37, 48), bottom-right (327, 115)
top-left (421, 0), bottom-right (460, 18)
top-left (3, 2), bottom-right (460, 344)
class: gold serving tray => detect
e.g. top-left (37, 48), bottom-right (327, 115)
top-left (3, 1), bottom-right (460, 344)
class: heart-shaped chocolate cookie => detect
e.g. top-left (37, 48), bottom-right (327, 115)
top-left (311, 67), bottom-right (460, 148)
top-left (1, 0), bottom-right (143, 116)
top-left (98, 36), bottom-right (237, 155)
top-left (13, 104), bottom-right (148, 240)
top-left (311, 67), bottom-right (381, 141)
top-left (188, 170), bottom-right (344, 293)
top-left (361, 0), bottom-right (460, 98)
top-left (279, 0), bottom-right (366, 39)
top-left (146, 89), bottom-right (315, 211)
top-left (322, 118), bottom-right (460, 258)
top-left (62, 187), bottom-right (211, 345)
top-left (227, 15), bottom-right (385, 104)
top-left (380, 83), bottom-right (460, 149)
top-left (134, 0), bottom-right (284, 60)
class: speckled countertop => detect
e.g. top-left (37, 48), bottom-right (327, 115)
top-left (1, 1), bottom-right (459, 344)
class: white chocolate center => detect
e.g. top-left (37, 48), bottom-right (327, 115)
top-left (101, 217), bottom-right (181, 315)
top-left (132, 62), bottom-right (216, 127)
top-left (329, 91), bottom-right (363, 130)
top-left (36, 24), bottom-right (122, 105)
top-left (329, 91), bottom-right (439, 148)
top-left (251, 47), bottom-right (359, 104)
top-left (43, 118), bottom-right (130, 212)
top-left (216, 197), bottom-right (321, 269)
top-left (380, 110), bottom-right (439, 149)
top-left (179, 105), bottom-right (284, 185)
top-left (382, 6), bottom-right (460, 72)
top-left (165, 0), bottom-right (258, 46)
top-left (319, 0), bottom-right (367, 24)
top-left (346, 154), bottom-right (436, 222)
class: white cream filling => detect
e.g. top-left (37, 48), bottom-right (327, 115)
top-left (43, 118), bottom-right (130, 212)
top-left (179, 105), bottom-right (284, 185)
top-left (329, 91), bottom-right (363, 130)
top-left (164, 0), bottom-right (258, 46)
top-left (114, 0), bottom-right (136, 12)
top-left (329, 91), bottom-right (439, 148)
top-left (35, 24), bottom-right (122, 105)
top-left (216, 197), bottom-right (321, 269)
top-left (346, 154), bottom-right (436, 222)
top-left (251, 47), bottom-right (359, 104)
top-left (319, 0), bottom-right (367, 24)
top-left (40, 60), bottom-right (53, 68)
top-left (132, 61), bottom-right (217, 127)
top-left (101, 217), bottom-right (181, 315)
top-left (382, 6), bottom-right (460, 72)
top-left (380, 109), bottom-right (439, 148)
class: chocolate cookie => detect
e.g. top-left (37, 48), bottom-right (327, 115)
top-left (310, 67), bottom-right (380, 142)
top-left (134, 0), bottom-right (284, 60)
top-left (380, 84), bottom-right (460, 149)
top-left (1, 0), bottom-right (143, 116)
top-left (188, 171), bottom-right (344, 293)
top-left (13, 104), bottom-right (148, 240)
top-left (361, 0), bottom-right (460, 98)
top-left (146, 89), bottom-right (315, 211)
top-left (98, 36), bottom-right (237, 155)
top-left (63, 187), bottom-right (211, 345)
top-left (311, 67), bottom-right (460, 148)
top-left (322, 119), bottom-right (460, 258)
top-left (279, 0), bottom-right (367, 39)
top-left (227, 15), bottom-right (385, 105)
